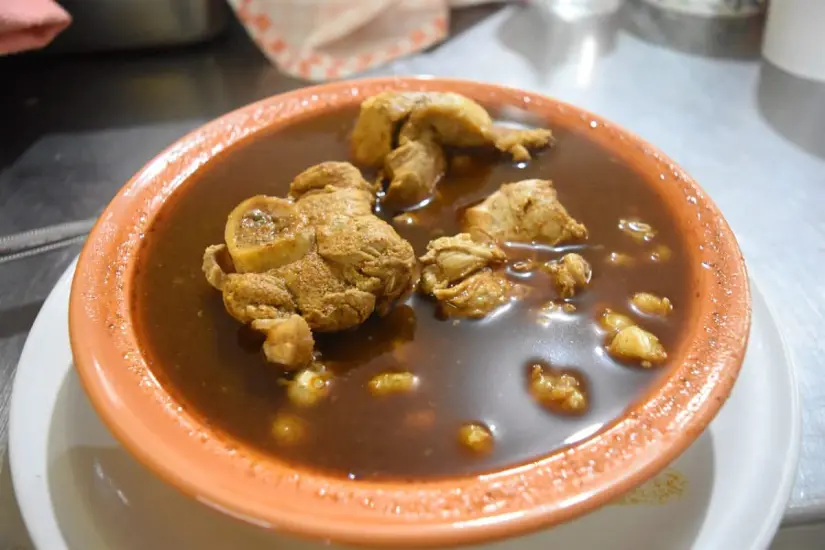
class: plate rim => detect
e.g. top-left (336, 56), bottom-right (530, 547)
top-left (747, 277), bottom-right (802, 549)
top-left (8, 262), bottom-right (801, 550)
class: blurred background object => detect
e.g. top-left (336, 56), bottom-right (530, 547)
top-left (536, 0), bottom-right (622, 19)
top-left (47, 0), bottom-right (230, 53)
top-left (757, 0), bottom-right (825, 159)
top-left (624, 0), bottom-right (764, 59)
top-left (763, 0), bottom-right (825, 82)
top-left (639, 0), bottom-right (764, 17)
top-left (0, 0), bottom-right (71, 54)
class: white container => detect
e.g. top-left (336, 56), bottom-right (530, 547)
top-left (763, 0), bottom-right (825, 82)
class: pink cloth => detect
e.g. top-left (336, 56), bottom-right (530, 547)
top-left (0, 0), bottom-right (71, 55)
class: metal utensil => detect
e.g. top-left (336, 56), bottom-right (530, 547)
top-left (0, 219), bottom-right (95, 264)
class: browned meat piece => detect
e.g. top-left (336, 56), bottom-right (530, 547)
top-left (315, 215), bottom-right (418, 314)
top-left (275, 252), bottom-right (376, 332)
top-left (297, 187), bottom-right (376, 227)
top-left (351, 92), bottom-right (426, 167)
top-left (489, 126), bottom-right (556, 162)
top-left (224, 196), bottom-right (314, 273)
top-left (433, 269), bottom-right (513, 318)
top-left (203, 244), bottom-right (233, 290)
top-left (289, 161), bottom-right (377, 225)
top-left (383, 128), bottom-right (446, 207)
top-left (351, 92), bottom-right (553, 209)
top-left (352, 92), bottom-right (553, 163)
top-left (544, 253), bottom-right (592, 298)
top-left (208, 252), bottom-right (373, 369)
top-left (404, 92), bottom-right (494, 148)
top-left (464, 179), bottom-right (588, 245)
top-left (405, 93), bottom-right (553, 157)
top-left (220, 272), bottom-right (297, 325)
top-left (289, 161), bottom-right (379, 198)
top-left (419, 233), bottom-right (506, 293)
top-left (418, 232), bottom-right (512, 318)
top-left (251, 315), bottom-right (314, 368)
top-left (202, 162), bottom-right (418, 369)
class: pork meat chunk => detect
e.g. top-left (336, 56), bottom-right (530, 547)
top-left (464, 179), bottom-right (587, 245)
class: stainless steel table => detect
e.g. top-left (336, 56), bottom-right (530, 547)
top-left (1, 3), bottom-right (824, 540)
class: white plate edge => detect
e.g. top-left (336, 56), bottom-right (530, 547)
top-left (748, 277), bottom-right (802, 549)
top-left (8, 260), bottom-right (76, 550)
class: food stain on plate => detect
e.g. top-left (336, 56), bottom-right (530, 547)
top-left (611, 468), bottom-right (688, 506)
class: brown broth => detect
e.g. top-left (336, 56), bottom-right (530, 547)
top-left (133, 107), bottom-right (692, 480)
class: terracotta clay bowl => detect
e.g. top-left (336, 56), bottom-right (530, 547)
top-left (70, 77), bottom-right (750, 548)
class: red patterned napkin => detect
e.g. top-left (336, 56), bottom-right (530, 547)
top-left (229, 0), bottom-right (505, 81)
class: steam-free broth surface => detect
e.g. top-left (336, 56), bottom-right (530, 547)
top-left (134, 107), bottom-right (692, 479)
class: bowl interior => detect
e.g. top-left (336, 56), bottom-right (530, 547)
top-left (69, 77), bottom-right (750, 547)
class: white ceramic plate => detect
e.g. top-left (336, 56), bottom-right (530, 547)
top-left (9, 262), bottom-right (800, 550)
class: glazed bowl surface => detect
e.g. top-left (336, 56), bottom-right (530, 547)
top-left (69, 77), bottom-right (750, 548)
